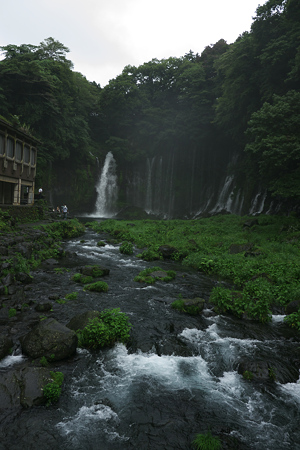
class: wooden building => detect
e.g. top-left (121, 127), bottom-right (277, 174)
top-left (0, 118), bottom-right (39, 205)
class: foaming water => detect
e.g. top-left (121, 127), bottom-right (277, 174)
top-left (0, 354), bottom-right (25, 368)
top-left (56, 341), bottom-right (300, 449)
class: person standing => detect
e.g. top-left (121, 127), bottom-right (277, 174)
top-left (62, 204), bottom-right (68, 219)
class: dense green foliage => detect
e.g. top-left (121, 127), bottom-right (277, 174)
top-left (0, 218), bottom-right (84, 276)
top-left (77, 308), bottom-right (132, 349)
top-left (89, 215), bottom-right (300, 324)
top-left (43, 371), bottom-right (64, 405)
top-left (134, 266), bottom-right (176, 284)
top-left (192, 431), bottom-right (221, 450)
top-left (171, 299), bottom-right (202, 316)
top-left (0, 0), bottom-right (299, 208)
top-left (83, 281), bottom-right (109, 292)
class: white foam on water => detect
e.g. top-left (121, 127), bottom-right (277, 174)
top-left (279, 379), bottom-right (300, 404)
top-left (56, 403), bottom-right (121, 437)
top-left (271, 315), bottom-right (285, 323)
top-left (99, 344), bottom-right (213, 393)
top-left (0, 354), bottom-right (24, 368)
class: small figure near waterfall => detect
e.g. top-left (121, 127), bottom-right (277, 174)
top-left (62, 204), bottom-right (68, 219)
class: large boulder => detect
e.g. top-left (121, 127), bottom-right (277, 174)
top-left (21, 318), bottom-right (77, 361)
top-left (238, 359), bottom-right (271, 382)
top-left (158, 245), bottom-right (179, 259)
top-left (79, 265), bottom-right (110, 277)
top-left (286, 299), bottom-right (300, 315)
top-left (66, 310), bottom-right (100, 331)
top-left (20, 367), bottom-right (53, 408)
top-left (0, 335), bottom-right (13, 360)
top-left (0, 367), bottom-right (53, 409)
top-left (182, 298), bottom-right (205, 314)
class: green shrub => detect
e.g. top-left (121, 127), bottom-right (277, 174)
top-left (120, 241), bottom-right (134, 255)
top-left (40, 356), bottom-right (49, 367)
top-left (134, 267), bottom-right (176, 284)
top-left (43, 371), bottom-right (64, 405)
top-left (192, 431), bottom-right (221, 450)
top-left (137, 248), bottom-right (162, 261)
top-left (72, 273), bottom-right (93, 284)
top-left (97, 241), bottom-right (106, 247)
top-left (8, 308), bottom-right (17, 318)
top-left (65, 292), bottom-right (78, 300)
top-left (83, 281), bottom-right (108, 292)
top-left (243, 370), bottom-right (254, 381)
top-left (210, 287), bottom-right (233, 314)
top-left (77, 308), bottom-right (132, 349)
top-left (284, 311), bottom-right (300, 330)
top-left (171, 299), bottom-right (201, 315)
top-left (72, 273), bottom-right (82, 282)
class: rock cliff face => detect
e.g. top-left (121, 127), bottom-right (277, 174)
top-left (48, 148), bottom-right (292, 219)
top-left (88, 150), bottom-right (276, 219)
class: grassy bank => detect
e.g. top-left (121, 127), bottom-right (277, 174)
top-left (88, 214), bottom-right (300, 326)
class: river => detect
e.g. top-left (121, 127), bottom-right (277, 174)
top-left (1, 223), bottom-right (300, 449)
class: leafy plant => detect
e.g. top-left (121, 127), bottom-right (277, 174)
top-left (72, 273), bottom-right (93, 284)
top-left (8, 308), bottom-right (17, 318)
top-left (243, 370), bottom-right (254, 381)
top-left (134, 267), bottom-right (176, 284)
top-left (171, 299), bottom-right (202, 315)
top-left (119, 241), bottom-right (134, 255)
top-left (77, 308), bottom-right (131, 349)
top-left (65, 292), bottom-right (78, 300)
top-left (83, 281), bottom-right (108, 292)
top-left (43, 371), bottom-right (64, 405)
top-left (192, 431), bottom-right (221, 450)
top-left (137, 248), bottom-right (162, 261)
top-left (40, 356), bottom-right (49, 367)
top-left (284, 311), bottom-right (300, 330)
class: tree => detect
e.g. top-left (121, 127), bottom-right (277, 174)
top-left (245, 90), bottom-right (300, 198)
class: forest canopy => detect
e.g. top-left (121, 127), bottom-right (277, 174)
top-left (0, 0), bottom-right (299, 210)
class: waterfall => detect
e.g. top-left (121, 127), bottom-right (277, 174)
top-left (94, 152), bottom-right (118, 217)
top-left (209, 175), bottom-right (235, 214)
top-left (249, 191), bottom-right (267, 215)
top-left (145, 157), bottom-right (155, 214)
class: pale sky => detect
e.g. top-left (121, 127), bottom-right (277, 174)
top-left (1, 0), bottom-right (263, 87)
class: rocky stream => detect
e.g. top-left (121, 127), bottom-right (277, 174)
top-left (0, 220), bottom-right (300, 449)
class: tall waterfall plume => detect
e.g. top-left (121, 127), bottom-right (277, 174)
top-left (94, 152), bottom-right (118, 217)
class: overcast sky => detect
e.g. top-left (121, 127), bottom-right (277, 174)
top-left (1, 0), bottom-right (263, 87)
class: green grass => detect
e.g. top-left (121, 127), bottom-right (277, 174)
top-left (192, 431), bottom-right (221, 450)
top-left (87, 215), bottom-right (300, 324)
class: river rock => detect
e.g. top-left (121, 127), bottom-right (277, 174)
top-left (238, 359), bottom-right (274, 382)
top-left (79, 265), bottom-right (110, 277)
top-left (35, 302), bottom-right (53, 312)
top-left (229, 243), bottom-right (254, 254)
top-left (66, 310), bottom-right (100, 331)
top-left (0, 335), bottom-right (13, 360)
top-left (150, 270), bottom-right (168, 279)
top-left (0, 370), bottom-right (22, 409)
top-left (20, 367), bottom-right (53, 408)
top-left (15, 272), bottom-right (33, 284)
top-left (21, 318), bottom-right (78, 361)
top-left (182, 298), bottom-right (205, 314)
top-left (0, 367), bottom-right (53, 409)
top-left (285, 299), bottom-right (300, 315)
top-left (158, 245), bottom-right (179, 259)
